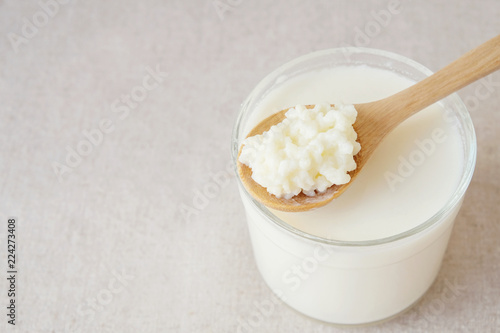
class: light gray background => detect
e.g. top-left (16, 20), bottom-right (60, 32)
top-left (0, 0), bottom-right (499, 332)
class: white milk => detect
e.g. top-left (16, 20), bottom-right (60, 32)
top-left (251, 66), bottom-right (464, 241)
top-left (235, 52), bottom-right (475, 325)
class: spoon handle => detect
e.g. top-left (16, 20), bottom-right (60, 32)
top-left (384, 34), bottom-right (500, 122)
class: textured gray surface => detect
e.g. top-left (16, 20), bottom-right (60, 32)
top-left (0, 0), bottom-right (499, 332)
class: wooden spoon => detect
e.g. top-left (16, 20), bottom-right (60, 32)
top-left (238, 34), bottom-right (500, 212)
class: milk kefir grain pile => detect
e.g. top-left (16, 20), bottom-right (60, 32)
top-left (239, 104), bottom-right (360, 199)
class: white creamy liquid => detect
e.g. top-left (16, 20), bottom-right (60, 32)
top-left (248, 66), bottom-right (464, 241)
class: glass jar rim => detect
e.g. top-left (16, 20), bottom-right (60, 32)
top-left (231, 47), bottom-right (477, 247)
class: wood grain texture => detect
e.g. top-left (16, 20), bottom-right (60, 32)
top-left (238, 34), bottom-right (500, 212)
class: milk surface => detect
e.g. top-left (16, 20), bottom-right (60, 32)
top-left (249, 66), bottom-right (464, 241)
